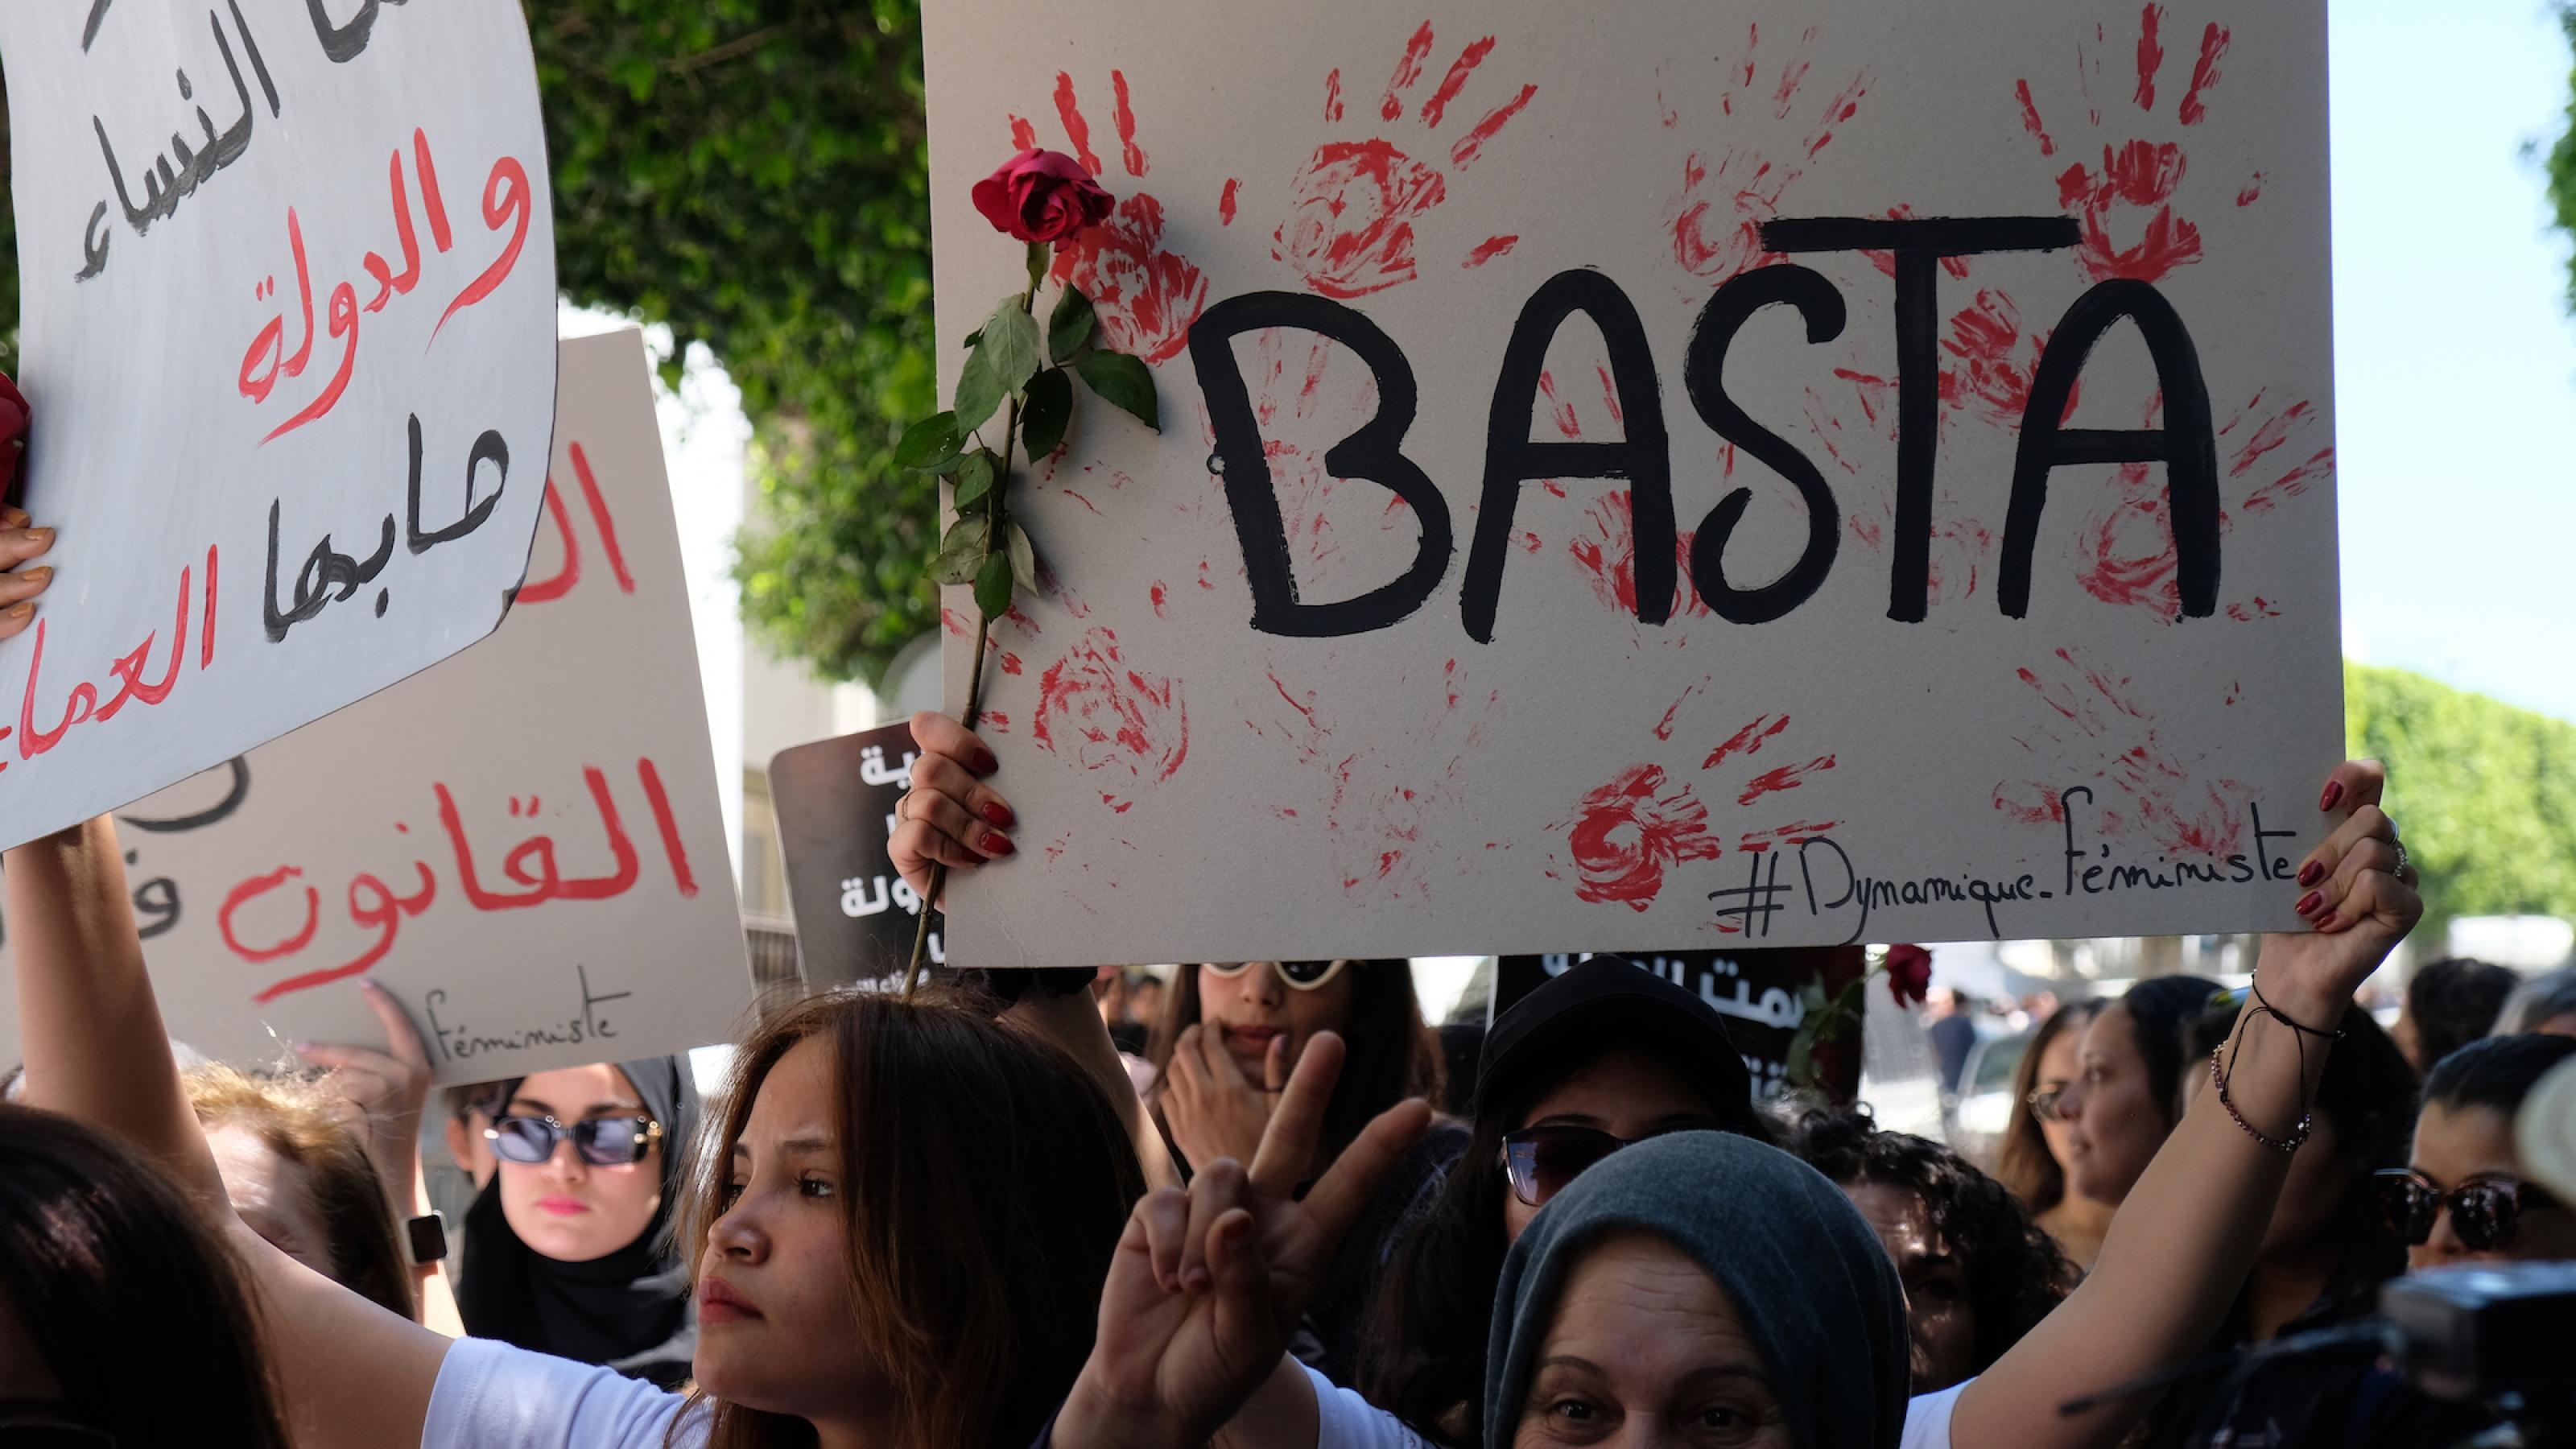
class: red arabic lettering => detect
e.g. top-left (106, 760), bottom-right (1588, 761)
top-left (92, 560), bottom-right (192, 722)
top-left (262, 280), bottom-right (359, 444)
top-left (635, 758), bottom-right (699, 898)
top-left (8, 552), bottom-right (217, 772)
top-left (431, 156), bottom-right (531, 345)
top-left (220, 865), bottom-right (321, 962)
top-left (249, 861), bottom-right (436, 1005)
top-left (518, 480), bottom-right (583, 604)
top-left (414, 129), bottom-right (455, 252)
top-left (237, 207), bottom-right (316, 403)
top-left (566, 444), bottom-right (632, 592)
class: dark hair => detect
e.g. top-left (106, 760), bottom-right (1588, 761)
top-left (1149, 960), bottom-right (1443, 1171)
top-left (2405, 958), bottom-right (2523, 1069)
top-left (2422, 1032), bottom-right (2576, 1116)
top-left (672, 987), bottom-right (1147, 1449)
top-left (0, 1103), bottom-right (295, 1447)
top-left (2495, 966), bottom-right (2576, 1036)
top-left (1993, 999), bottom-right (2103, 1213)
top-left (2185, 1003), bottom-right (2417, 1318)
top-left (186, 1064), bottom-right (414, 1319)
top-left (1785, 1106), bottom-right (2078, 1379)
top-left (1362, 1023), bottom-right (1776, 1445)
top-left (2113, 976), bottom-right (2225, 1130)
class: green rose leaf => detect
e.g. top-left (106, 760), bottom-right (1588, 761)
top-left (951, 449), bottom-right (999, 512)
top-left (982, 296), bottom-right (1042, 398)
top-left (1048, 285), bottom-right (1097, 363)
top-left (953, 348), bottom-right (1005, 437)
top-left (933, 516), bottom-right (987, 586)
top-left (974, 551), bottom-right (1015, 619)
top-left (893, 411), bottom-right (962, 472)
top-left (1021, 367), bottom-right (1072, 460)
top-left (1005, 520), bottom-right (1038, 592)
top-left (1073, 349), bottom-right (1159, 431)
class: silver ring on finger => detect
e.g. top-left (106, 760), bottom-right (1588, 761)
top-left (2393, 840), bottom-right (2413, 886)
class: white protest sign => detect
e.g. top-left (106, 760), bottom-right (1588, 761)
top-left (0, 330), bottom-right (749, 1084)
top-left (924, 2), bottom-right (2343, 965)
top-left (0, 0), bottom-right (557, 848)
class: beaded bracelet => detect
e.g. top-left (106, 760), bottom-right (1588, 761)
top-left (2211, 1046), bottom-right (2311, 1153)
top-left (2211, 970), bottom-right (2344, 1151)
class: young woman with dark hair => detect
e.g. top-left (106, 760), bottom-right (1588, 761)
top-left (1785, 1108), bottom-right (2079, 1393)
top-left (0, 1102), bottom-right (295, 1448)
top-left (2054, 974), bottom-right (2223, 1208)
top-left (2398, 1032), bottom-right (2576, 1268)
top-left (1990, 999), bottom-right (2113, 1267)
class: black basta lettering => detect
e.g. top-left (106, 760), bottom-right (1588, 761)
top-left (1681, 264), bottom-right (1844, 624)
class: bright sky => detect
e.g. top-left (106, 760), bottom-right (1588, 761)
top-left (2330, 2), bottom-right (2576, 724)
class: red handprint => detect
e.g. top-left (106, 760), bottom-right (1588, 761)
top-left (1535, 364), bottom-right (1710, 622)
top-left (1272, 21), bottom-right (1538, 299)
top-left (2013, 5), bottom-right (2251, 283)
top-left (1662, 24), bottom-right (1871, 285)
top-left (1995, 647), bottom-right (2253, 857)
top-left (1013, 73), bottom-right (1208, 364)
top-left (1029, 627), bottom-right (1191, 804)
top-left (2073, 389), bottom-right (2332, 621)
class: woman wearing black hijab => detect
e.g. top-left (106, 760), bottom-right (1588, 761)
top-left (456, 1055), bottom-right (701, 1388)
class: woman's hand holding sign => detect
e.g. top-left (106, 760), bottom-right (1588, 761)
top-left (891, 708), bottom-right (1018, 906)
top-left (0, 376), bottom-right (57, 643)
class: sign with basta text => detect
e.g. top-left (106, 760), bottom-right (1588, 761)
top-left (0, 0), bottom-right (558, 848)
top-left (0, 331), bottom-right (749, 1085)
top-left (926, 0), bottom-right (2345, 965)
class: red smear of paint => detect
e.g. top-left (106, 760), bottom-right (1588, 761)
top-left (2224, 598), bottom-right (2279, 622)
top-left (1051, 73), bottom-right (1102, 175)
top-left (1421, 37), bottom-right (1495, 127)
top-left (1110, 70), bottom-right (1148, 176)
top-left (1381, 22), bottom-right (1435, 121)
top-left (1737, 755), bottom-right (1835, 806)
top-left (2016, 79), bottom-right (2055, 156)
top-left (2242, 448), bottom-right (2334, 514)
top-left (1560, 763), bottom-right (1724, 911)
top-left (1449, 83), bottom-right (1536, 171)
top-left (1323, 68), bottom-right (1344, 123)
top-left (1736, 819), bottom-right (1840, 852)
top-left (1463, 234), bottom-right (1518, 268)
top-left (1654, 678), bottom-right (1710, 742)
top-left (1002, 604), bottom-right (1043, 635)
top-left (1273, 138), bottom-right (1447, 299)
top-left (2178, 23), bottom-right (2228, 126)
top-left (1197, 562), bottom-right (1216, 590)
top-left (2235, 172), bottom-right (2264, 206)
top-left (1518, 530), bottom-right (1542, 555)
top-left (1060, 489), bottom-right (1102, 516)
top-left (1992, 783), bottom-right (2065, 825)
top-left (1862, 204), bottom-right (1974, 280)
top-left (1052, 192), bottom-right (1208, 362)
top-left (1009, 115), bottom-right (1037, 151)
top-left (1100, 792), bottom-right (1134, 815)
top-left (2057, 141), bottom-right (2202, 283)
top-left (1031, 628), bottom-right (1190, 784)
top-left (2001, 648), bottom-right (2252, 855)
top-left (1150, 582), bottom-right (1168, 617)
top-left (939, 607), bottom-right (971, 638)
top-left (2224, 681), bottom-right (2242, 706)
top-left (1702, 713), bottom-right (1790, 770)
top-left (1219, 179), bottom-right (1240, 225)
top-left (1941, 290), bottom-right (2079, 427)
top-left (2133, 4), bottom-right (2165, 112)
top-left (2225, 398), bottom-right (2311, 476)
top-left (1568, 489), bottom-right (1707, 621)
top-left (999, 652), bottom-right (1023, 676)
top-left (985, 712), bottom-right (1011, 733)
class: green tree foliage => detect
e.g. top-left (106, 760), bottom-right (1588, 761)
top-left (2551, 4), bottom-right (2576, 311)
top-left (0, 2), bottom-right (940, 683)
top-left (2347, 662), bottom-right (2576, 947)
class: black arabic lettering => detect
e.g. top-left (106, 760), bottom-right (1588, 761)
top-left (83, 4), bottom-right (278, 270)
top-left (306, 0), bottom-right (403, 64)
top-left (119, 757), bottom-right (252, 833)
top-left (405, 415), bottom-right (508, 553)
top-left (262, 500), bottom-right (396, 642)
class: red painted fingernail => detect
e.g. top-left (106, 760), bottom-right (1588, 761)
top-left (973, 749), bottom-right (1000, 774)
top-left (2320, 780), bottom-right (2344, 811)
top-left (980, 832), bottom-right (1015, 857)
top-left (2297, 861), bottom-right (2322, 888)
top-left (984, 803), bottom-right (1016, 828)
top-left (2294, 890), bottom-right (2323, 915)
top-left (2314, 912), bottom-right (2337, 931)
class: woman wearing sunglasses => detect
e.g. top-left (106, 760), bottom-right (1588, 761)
top-left (1147, 957), bottom-right (1453, 1385)
top-left (1992, 999), bottom-right (2114, 1269)
top-left (2392, 1032), bottom-right (2576, 1269)
top-left (452, 1057), bottom-right (704, 1389)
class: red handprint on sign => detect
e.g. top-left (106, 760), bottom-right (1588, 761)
top-left (1662, 24), bottom-right (1871, 285)
top-left (1995, 647), bottom-right (2254, 857)
top-left (1272, 21), bottom-right (1538, 299)
top-left (1013, 74), bottom-right (1208, 364)
top-left (2013, 5), bottom-right (2252, 283)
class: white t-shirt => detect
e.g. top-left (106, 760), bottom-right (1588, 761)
top-left (1305, 1364), bottom-right (1966, 1449)
top-left (423, 1337), bottom-right (705, 1449)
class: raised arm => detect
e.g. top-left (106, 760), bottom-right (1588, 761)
top-left (7, 815), bottom-right (452, 1443)
top-left (1955, 761), bottom-right (2416, 1449)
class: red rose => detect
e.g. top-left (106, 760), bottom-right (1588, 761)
top-left (1883, 943), bottom-right (1933, 1009)
top-left (972, 149), bottom-right (1114, 250)
top-left (0, 373), bottom-right (27, 497)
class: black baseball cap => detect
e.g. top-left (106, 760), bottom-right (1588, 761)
top-left (1476, 956), bottom-right (1757, 1127)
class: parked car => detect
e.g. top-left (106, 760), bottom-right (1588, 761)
top-left (1949, 1027), bottom-right (2033, 1170)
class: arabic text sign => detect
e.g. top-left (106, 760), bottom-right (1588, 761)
top-left (769, 722), bottom-right (949, 990)
top-left (927, 0), bottom-right (2344, 966)
top-left (1492, 952), bottom-right (1864, 1101)
top-left (0, 331), bottom-right (749, 1084)
top-left (0, 0), bottom-right (558, 848)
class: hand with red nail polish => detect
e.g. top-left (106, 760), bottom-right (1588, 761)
top-left (888, 710), bottom-right (1020, 907)
top-left (2252, 758), bottom-right (2417, 1028)
top-left (0, 407), bottom-right (57, 644)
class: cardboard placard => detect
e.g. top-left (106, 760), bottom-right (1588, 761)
top-left (0, 0), bottom-right (558, 848)
top-left (769, 722), bottom-right (949, 989)
top-left (1492, 950), bottom-right (1866, 1101)
top-left (0, 331), bottom-right (749, 1084)
top-left (925, 2), bottom-right (2343, 966)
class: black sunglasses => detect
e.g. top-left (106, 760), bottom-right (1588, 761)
top-left (2376, 1168), bottom-right (2563, 1252)
top-left (486, 1112), bottom-right (662, 1167)
top-left (1502, 1124), bottom-right (1702, 1208)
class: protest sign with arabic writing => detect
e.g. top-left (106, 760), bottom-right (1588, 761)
top-left (926, 0), bottom-right (2344, 966)
top-left (0, 331), bottom-right (747, 1084)
top-left (769, 721), bottom-right (949, 990)
top-left (1492, 951), bottom-right (1865, 1101)
top-left (0, 0), bottom-right (557, 849)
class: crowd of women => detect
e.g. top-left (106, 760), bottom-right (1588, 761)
top-left (4, 510), bottom-right (2575, 1449)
